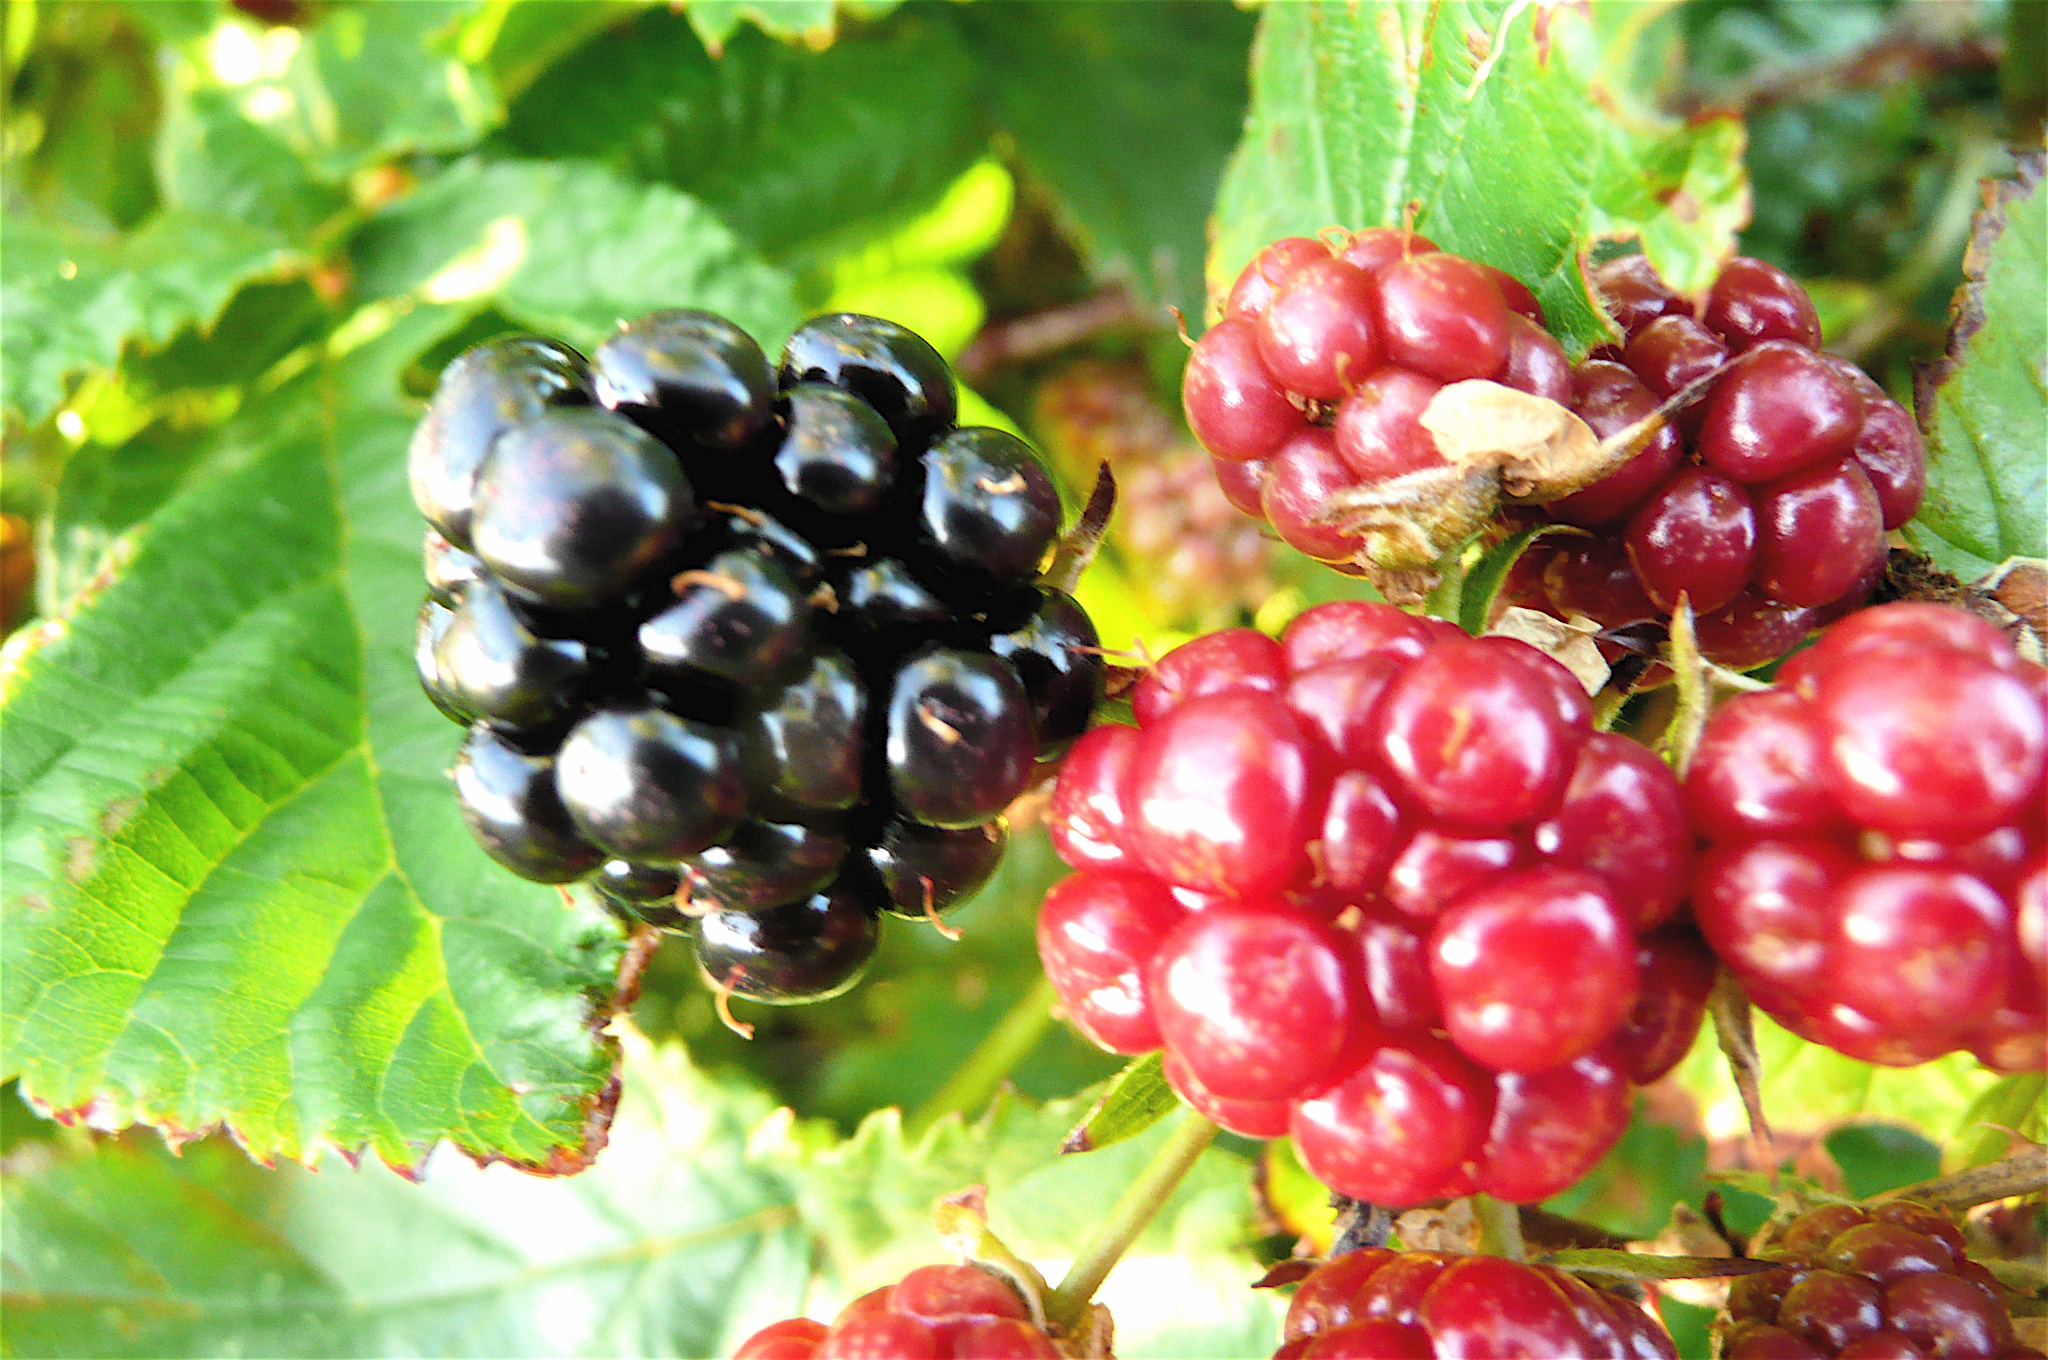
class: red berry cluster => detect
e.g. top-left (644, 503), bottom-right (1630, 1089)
top-left (1183, 229), bottom-right (1566, 570)
top-left (1723, 1201), bottom-right (2042, 1359)
top-left (732, 1265), bottom-right (1060, 1360)
top-left (1510, 254), bottom-right (1924, 669)
top-left (1689, 603), bottom-right (2047, 1071)
top-left (1274, 1249), bottom-right (1678, 1359)
top-left (1037, 603), bottom-right (1713, 1206)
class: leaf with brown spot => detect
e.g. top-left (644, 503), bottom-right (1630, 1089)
top-left (1908, 151), bottom-right (2048, 577)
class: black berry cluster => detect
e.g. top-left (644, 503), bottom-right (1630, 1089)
top-left (410, 311), bottom-right (1102, 1007)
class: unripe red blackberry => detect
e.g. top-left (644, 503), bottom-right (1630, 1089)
top-left (1037, 604), bottom-right (1705, 1206)
top-left (1184, 230), bottom-right (1563, 599)
top-left (1688, 603), bottom-right (2045, 1070)
top-left (731, 1263), bottom-right (1063, 1359)
top-left (1191, 234), bottom-right (1920, 676)
top-left (1275, 1249), bottom-right (1678, 1359)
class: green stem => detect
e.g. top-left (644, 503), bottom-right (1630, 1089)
top-left (906, 973), bottom-right (1059, 1140)
top-left (1044, 1111), bottom-right (1218, 1330)
top-left (1472, 1194), bottom-right (1526, 1261)
top-left (1423, 542), bottom-right (1469, 626)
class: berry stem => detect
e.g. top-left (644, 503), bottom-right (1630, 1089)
top-left (1708, 970), bottom-right (1775, 1162)
top-left (1043, 1109), bottom-right (1219, 1331)
top-left (1874, 1145), bottom-right (2048, 1212)
top-left (1471, 1193), bottom-right (1526, 1261)
top-left (906, 974), bottom-right (1059, 1140)
top-left (1422, 542), bottom-right (1468, 625)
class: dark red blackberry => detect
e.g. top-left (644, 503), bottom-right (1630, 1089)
top-left (773, 383), bottom-right (898, 525)
top-left (1689, 603), bottom-right (2045, 1070)
top-left (595, 859), bottom-right (687, 929)
top-left (1275, 1249), bottom-right (1678, 1359)
top-left (411, 311), bottom-right (1103, 1014)
top-left (884, 649), bottom-right (1037, 828)
top-left (1512, 254), bottom-right (1920, 675)
top-left (593, 310), bottom-right (776, 459)
top-left (914, 427), bottom-right (1062, 594)
top-left (1719, 1202), bottom-right (2040, 1360)
top-left (865, 817), bottom-right (1008, 920)
top-left (638, 548), bottom-right (813, 691)
top-left (1038, 605), bottom-right (1699, 1206)
top-left (683, 817), bottom-right (848, 914)
top-left (837, 557), bottom-right (954, 635)
top-left (423, 530), bottom-right (484, 604)
top-left (555, 702), bottom-right (748, 862)
top-left (740, 648), bottom-right (869, 816)
top-left (986, 587), bottom-right (1102, 758)
top-left (777, 313), bottom-right (957, 451)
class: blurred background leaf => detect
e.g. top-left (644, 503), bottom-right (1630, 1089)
top-left (0, 1033), bottom-right (1281, 1360)
top-left (498, 7), bottom-right (986, 271)
top-left (949, 1), bottom-right (1255, 325)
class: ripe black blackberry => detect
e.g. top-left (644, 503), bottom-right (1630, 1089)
top-left (410, 311), bottom-right (1104, 1011)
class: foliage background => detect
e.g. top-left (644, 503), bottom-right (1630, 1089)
top-left (1, 1), bottom-right (2041, 1357)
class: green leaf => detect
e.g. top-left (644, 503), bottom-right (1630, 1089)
top-left (1906, 152), bottom-right (2048, 577)
top-left (1824, 1124), bottom-right (1941, 1199)
top-left (949, 1), bottom-right (1257, 321)
top-left (0, 1036), bottom-right (812, 1359)
top-left (9, 3), bottom-right (162, 231)
top-left (1948, 1073), bottom-right (2048, 1172)
top-left (684, 0), bottom-right (902, 53)
top-left (1209, 1), bottom-right (1748, 348)
top-left (1061, 1051), bottom-right (1177, 1155)
top-left (497, 9), bottom-right (986, 265)
top-left (1, 210), bottom-right (301, 424)
top-left (239, 1), bottom-right (502, 180)
top-left (40, 281), bottom-right (334, 608)
top-left (1, 307), bottom-right (633, 1171)
top-left (155, 85), bottom-right (350, 241)
top-left (2, 1035), bottom-right (1283, 1360)
top-left (348, 158), bottom-right (802, 350)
